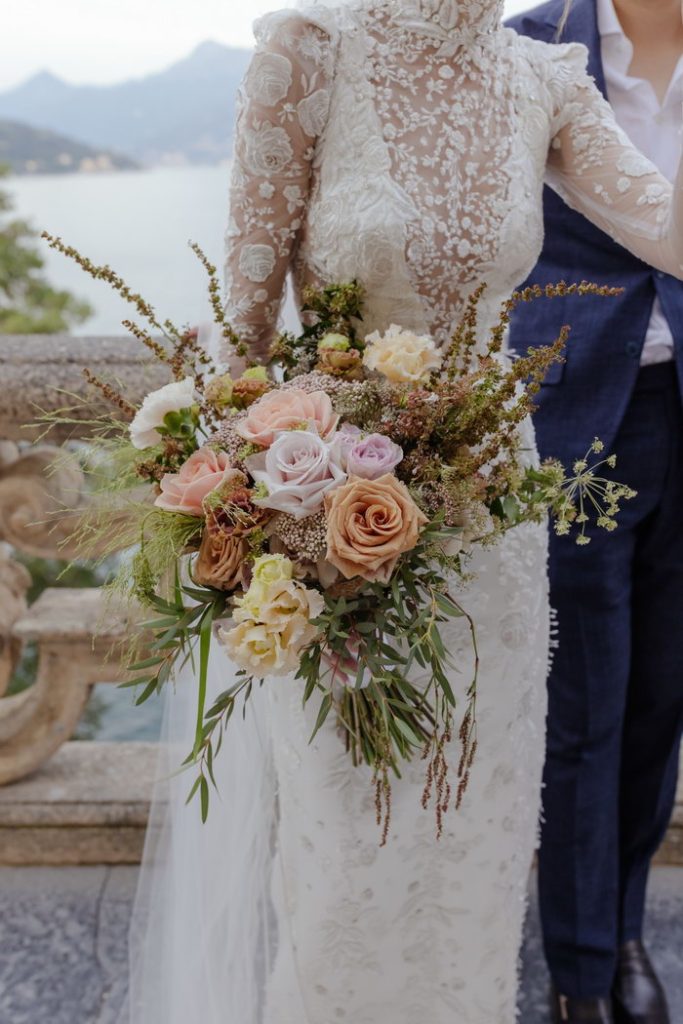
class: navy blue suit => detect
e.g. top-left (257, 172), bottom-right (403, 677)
top-left (508, 0), bottom-right (683, 999)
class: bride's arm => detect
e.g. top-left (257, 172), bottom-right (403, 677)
top-left (544, 52), bottom-right (683, 279)
top-left (222, 14), bottom-right (334, 365)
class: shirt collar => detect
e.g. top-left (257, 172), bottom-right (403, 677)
top-left (597, 0), bottom-right (683, 102)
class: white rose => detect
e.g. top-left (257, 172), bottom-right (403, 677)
top-left (243, 123), bottom-right (294, 177)
top-left (363, 325), bottom-right (442, 384)
top-left (238, 243), bottom-right (276, 283)
top-left (297, 89), bottom-right (330, 137)
top-left (246, 429), bottom-right (347, 519)
top-left (129, 376), bottom-right (196, 450)
top-left (245, 52), bottom-right (292, 106)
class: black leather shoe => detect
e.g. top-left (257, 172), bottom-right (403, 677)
top-left (552, 988), bottom-right (614, 1022)
top-left (613, 940), bottom-right (670, 1024)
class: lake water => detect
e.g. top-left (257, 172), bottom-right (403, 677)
top-left (9, 164), bottom-right (233, 335)
top-left (9, 165), bottom-right (240, 740)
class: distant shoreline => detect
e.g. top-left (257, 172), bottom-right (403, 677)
top-left (5, 159), bottom-right (232, 184)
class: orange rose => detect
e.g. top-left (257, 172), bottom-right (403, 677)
top-left (193, 530), bottom-right (248, 591)
top-left (236, 388), bottom-right (339, 448)
top-left (324, 474), bottom-right (428, 584)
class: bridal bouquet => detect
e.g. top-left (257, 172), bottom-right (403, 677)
top-left (41, 234), bottom-right (632, 838)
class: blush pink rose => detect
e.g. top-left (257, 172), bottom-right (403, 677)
top-left (155, 448), bottom-right (242, 516)
top-left (236, 388), bottom-right (339, 448)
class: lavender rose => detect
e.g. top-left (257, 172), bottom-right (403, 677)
top-left (246, 430), bottom-right (347, 520)
top-left (346, 433), bottom-right (404, 480)
top-left (336, 422), bottom-right (363, 461)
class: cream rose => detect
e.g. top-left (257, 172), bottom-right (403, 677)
top-left (363, 325), bottom-right (442, 384)
top-left (324, 473), bottom-right (428, 583)
top-left (236, 388), bottom-right (339, 448)
top-left (129, 377), bottom-right (196, 450)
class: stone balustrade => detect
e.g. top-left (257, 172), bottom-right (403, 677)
top-left (0, 335), bottom-right (168, 799)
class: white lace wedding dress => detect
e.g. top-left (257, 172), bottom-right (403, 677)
top-left (122, 2), bottom-right (683, 1023)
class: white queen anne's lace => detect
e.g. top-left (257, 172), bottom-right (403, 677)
top-left (218, 3), bottom-right (683, 1021)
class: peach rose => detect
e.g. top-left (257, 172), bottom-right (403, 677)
top-left (324, 473), bottom-right (428, 584)
top-left (155, 448), bottom-right (242, 516)
top-left (192, 530), bottom-right (248, 591)
top-left (236, 388), bottom-right (339, 448)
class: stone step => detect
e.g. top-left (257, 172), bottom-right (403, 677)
top-left (0, 865), bottom-right (681, 1024)
top-left (0, 742), bottom-right (157, 866)
top-left (0, 741), bottom-right (681, 867)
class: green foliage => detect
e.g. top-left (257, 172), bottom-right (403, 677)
top-left (0, 165), bottom-right (92, 334)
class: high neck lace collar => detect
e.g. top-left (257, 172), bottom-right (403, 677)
top-left (387, 0), bottom-right (503, 53)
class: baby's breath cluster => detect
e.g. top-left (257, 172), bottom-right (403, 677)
top-left (269, 510), bottom-right (328, 563)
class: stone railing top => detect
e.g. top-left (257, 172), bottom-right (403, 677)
top-left (12, 588), bottom-right (136, 644)
top-left (0, 334), bottom-right (170, 442)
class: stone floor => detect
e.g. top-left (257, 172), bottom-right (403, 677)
top-left (0, 866), bottom-right (681, 1024)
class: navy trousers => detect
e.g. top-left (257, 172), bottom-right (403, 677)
top-left (539, 362), bottom-right (683, 998)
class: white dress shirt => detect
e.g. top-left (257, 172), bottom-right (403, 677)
top-left (598, 0), bottom-right (683, 365)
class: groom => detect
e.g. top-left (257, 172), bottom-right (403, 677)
top-left (508, 0), bottom-right (683, 1022)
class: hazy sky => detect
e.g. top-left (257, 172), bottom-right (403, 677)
top-left (4, 0), bottom-right (534, 91)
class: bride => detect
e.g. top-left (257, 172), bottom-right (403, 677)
top-left (121, 1), bottom-right (683, 1022)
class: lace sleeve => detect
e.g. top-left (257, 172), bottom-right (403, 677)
top-left (223, 13), bottom-right (334, 363)
top-left (544, 44), bottom-right (683, 279)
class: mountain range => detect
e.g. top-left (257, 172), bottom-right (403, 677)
top-left (0, 41), bottom-right (253, 168)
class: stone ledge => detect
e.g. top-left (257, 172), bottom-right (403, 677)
top-left (0, 740), bottom-right (680, 867)
top-left (0, 742), bottom-right (158, 866)
top-left (0, 334), bottom-right (169, 442)
top-left (12, 588), bottom-right (136, 645)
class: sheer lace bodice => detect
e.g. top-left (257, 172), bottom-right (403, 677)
top-left (223, 0), bottom-right (683, 362)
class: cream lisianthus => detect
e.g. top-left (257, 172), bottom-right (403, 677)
top-left (129, 377), bottom-right (196, 449)
top-left (235, 576), bottom-right (324, 631)
top-left (363, 325), bottom-right (442, 384)
top-left (223, 576), bottom-right (325, 677)
top-left (252, 553), bottom-right (294, 586)
top-left (217, 620), bottom-right (299, 677)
